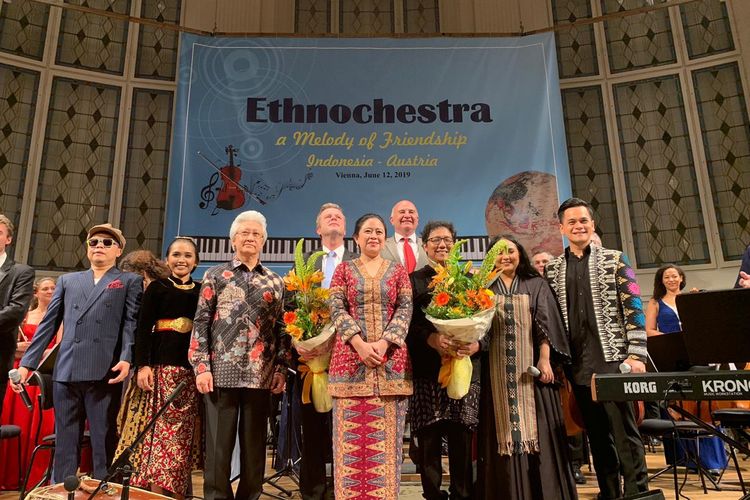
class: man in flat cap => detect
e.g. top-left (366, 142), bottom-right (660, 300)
top-left (13, 223), bottom-right (142, 481)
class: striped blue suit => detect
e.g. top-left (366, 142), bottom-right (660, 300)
top-left (21, 267), bottom-right (142, 481)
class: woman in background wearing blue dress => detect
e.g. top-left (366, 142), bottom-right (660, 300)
top-left (645, 264), bottom-right (726, 475)
top-left (645, 264), bottom-right (685, 337)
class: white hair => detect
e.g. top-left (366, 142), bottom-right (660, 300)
top-left (229, 210), bottom-right (267, 240)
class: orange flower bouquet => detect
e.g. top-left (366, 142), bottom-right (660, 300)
top-left (283, 239), bottom-right (335, 412)
top-left (424, 238), bottom-right (507, 398)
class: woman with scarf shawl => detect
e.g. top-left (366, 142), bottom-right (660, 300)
top-left (476, 235), bottom-right (578, 500)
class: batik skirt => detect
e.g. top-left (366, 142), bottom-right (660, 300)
top-left (116, 365), bottom-right (201, 496)
top-left (332, 395), bottom-right (408, 499)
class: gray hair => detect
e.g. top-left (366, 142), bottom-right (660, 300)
top-left (531, 251), bottom-right (554, 260)
top-left (316, 202), bottom-right (344, 228)
top-left (229, 210), bottom-right (267, 241)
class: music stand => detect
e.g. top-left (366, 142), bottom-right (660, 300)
top-left (670, 288), bottom-right (750, 498)
top-left (647, 334), bottom-right (691, 373)
top-left (677, 288), bottom-right (750, 365)
top-left (36, 343), bottom-right (59, 374)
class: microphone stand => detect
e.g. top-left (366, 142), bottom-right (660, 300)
top-left (262, 367), bottom-right (300, 499)
top-left (87, 380), bottom-right (188, 500)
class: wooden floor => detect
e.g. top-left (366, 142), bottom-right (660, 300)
top-left (3, 443), bottom-right (749, 499)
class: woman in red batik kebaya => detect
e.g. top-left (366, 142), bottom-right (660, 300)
top-left (327, 213), bottom-right (413, 499)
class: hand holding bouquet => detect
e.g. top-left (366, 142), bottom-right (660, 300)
top-left (425, 238), bottom-right (507, 398)
top-left (283, 240), bottom-right (335, 412)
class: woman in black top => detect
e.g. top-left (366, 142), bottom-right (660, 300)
top-left (116, 237), bottom-right (201, 499)
top-left (407, 221), bottom-right (481, 500)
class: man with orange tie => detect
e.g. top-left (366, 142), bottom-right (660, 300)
top-left (381, 199), bottom-right (429, 273)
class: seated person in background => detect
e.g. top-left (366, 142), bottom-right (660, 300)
top-left (645, 264), bottom-right (686, 336)
top-left (646, 265), bottom-right (726, 472)
top-left (0, 277), bottom-right (58, 490)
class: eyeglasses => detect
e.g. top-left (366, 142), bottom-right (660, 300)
top-left (236, 230), bottom-right (263, 240)
top-left (87, 237), bottom-right (118, 248)
top-left (427, 237), bottom-right (454, 245)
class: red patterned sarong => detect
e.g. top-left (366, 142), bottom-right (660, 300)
top-left (332, 395), bottom-right (407, 499)
top-left (125, 365), bottom-right (201, 496)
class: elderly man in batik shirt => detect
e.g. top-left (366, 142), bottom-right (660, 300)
top-left (190, 210), bottom-right (287, 500)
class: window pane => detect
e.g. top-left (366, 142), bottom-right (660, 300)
top-left (120, 89), bottom-right (173, 255)
top-left (613, 75), bottom-right (709, 267)
top-left (295, 0), bottom-right (331, 33)
top-left (561, 85), bottom-right (622, 249)
top-left (56, 0), bottom-right (131, 75)
top-left (0, 64), bottom-right (40, 249)
top-left (693, 63), bottom-right (750, 261)
top-left (551, 0), bottom-right (598, 78)
top-left (680, 0), bottom-right (734, 59)
top-left (0, 0), bottom-right (49, 60)
top-left (340, 0), bottom-right (394, 34)
top-left (31, 77), bottom-right (121, 270)
top-left (135, 0), bottom-right (181, 80)
top-left (403, 0), bottom-right (439, 34)
top-left (601, 0), bottom-right (676, 73)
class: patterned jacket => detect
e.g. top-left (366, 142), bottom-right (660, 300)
top-left (189, 259), bottom-right (287, 389)
top-left (546, 245), bottom-right (647, 363)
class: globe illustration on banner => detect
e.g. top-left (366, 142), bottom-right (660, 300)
top-left (485, 171), bottom-right (564, 256)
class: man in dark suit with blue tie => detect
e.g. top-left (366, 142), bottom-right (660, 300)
top-left (13, 223), bottom-right (142, 481)
top-left (0, 214), bottom-right (34, 420)
top-left (292, 202), bottom-right (357, 500)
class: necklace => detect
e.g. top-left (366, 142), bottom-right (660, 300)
top-left (168, 276), bottom-right (195, 290)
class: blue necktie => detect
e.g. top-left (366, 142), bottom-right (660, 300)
top-left (323, 250), bottom-right (337, 288)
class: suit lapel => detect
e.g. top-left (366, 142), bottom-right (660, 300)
top-left (382, 237), bottom-right (400, 263)
top-left (78, 267), bottom-right (120, 317)
top-left (0, 258), bottom-right (12, 288)
top-left (415, 237), bottom-right (429, 269)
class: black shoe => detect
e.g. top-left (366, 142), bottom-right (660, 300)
top-left (573, 465), bottom-right (586, 485)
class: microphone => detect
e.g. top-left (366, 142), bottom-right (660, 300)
top-left (8, 369), bottom-right (33, 411)
top-left (64, 475), bottom-right (80, 500)
top-left (527, 366), bottom-right (541, 377)
top-left (619, 362), bottom-right (632, 374)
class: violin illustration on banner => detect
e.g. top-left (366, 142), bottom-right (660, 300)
top-left (198, 145), bottom-right (313, 215)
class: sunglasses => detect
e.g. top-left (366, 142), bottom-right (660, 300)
top-left (87, 237), bottom-right (118, 248)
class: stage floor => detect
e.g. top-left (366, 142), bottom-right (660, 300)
top-left (4, 443), bottom-right (748, 499)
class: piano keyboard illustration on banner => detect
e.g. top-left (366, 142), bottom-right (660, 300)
top-left (193, 236), bottom-right (492, 263)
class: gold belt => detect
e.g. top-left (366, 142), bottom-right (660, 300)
top-left (155, 317), bottom-right (193, 333)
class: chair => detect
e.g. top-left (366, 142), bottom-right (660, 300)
top-left (639, 419), bottom-right (680, 500)
top-left (0, 424), bottom-right (23, 488)
top-left (663, 421), bottom-right (724, 494)
top-left (711, 407), bottom-right (750, 495)
top-left (18, 371), bottom-right (90, 500)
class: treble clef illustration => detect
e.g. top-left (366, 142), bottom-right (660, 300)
top-left (199, 172), bottom-right (219, 209)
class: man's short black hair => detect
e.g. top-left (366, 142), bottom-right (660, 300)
top-left (557, 197), bottom-right (595, 222)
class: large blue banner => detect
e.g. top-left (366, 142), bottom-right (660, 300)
top-left (166, 34), bottom-right (571, 271)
